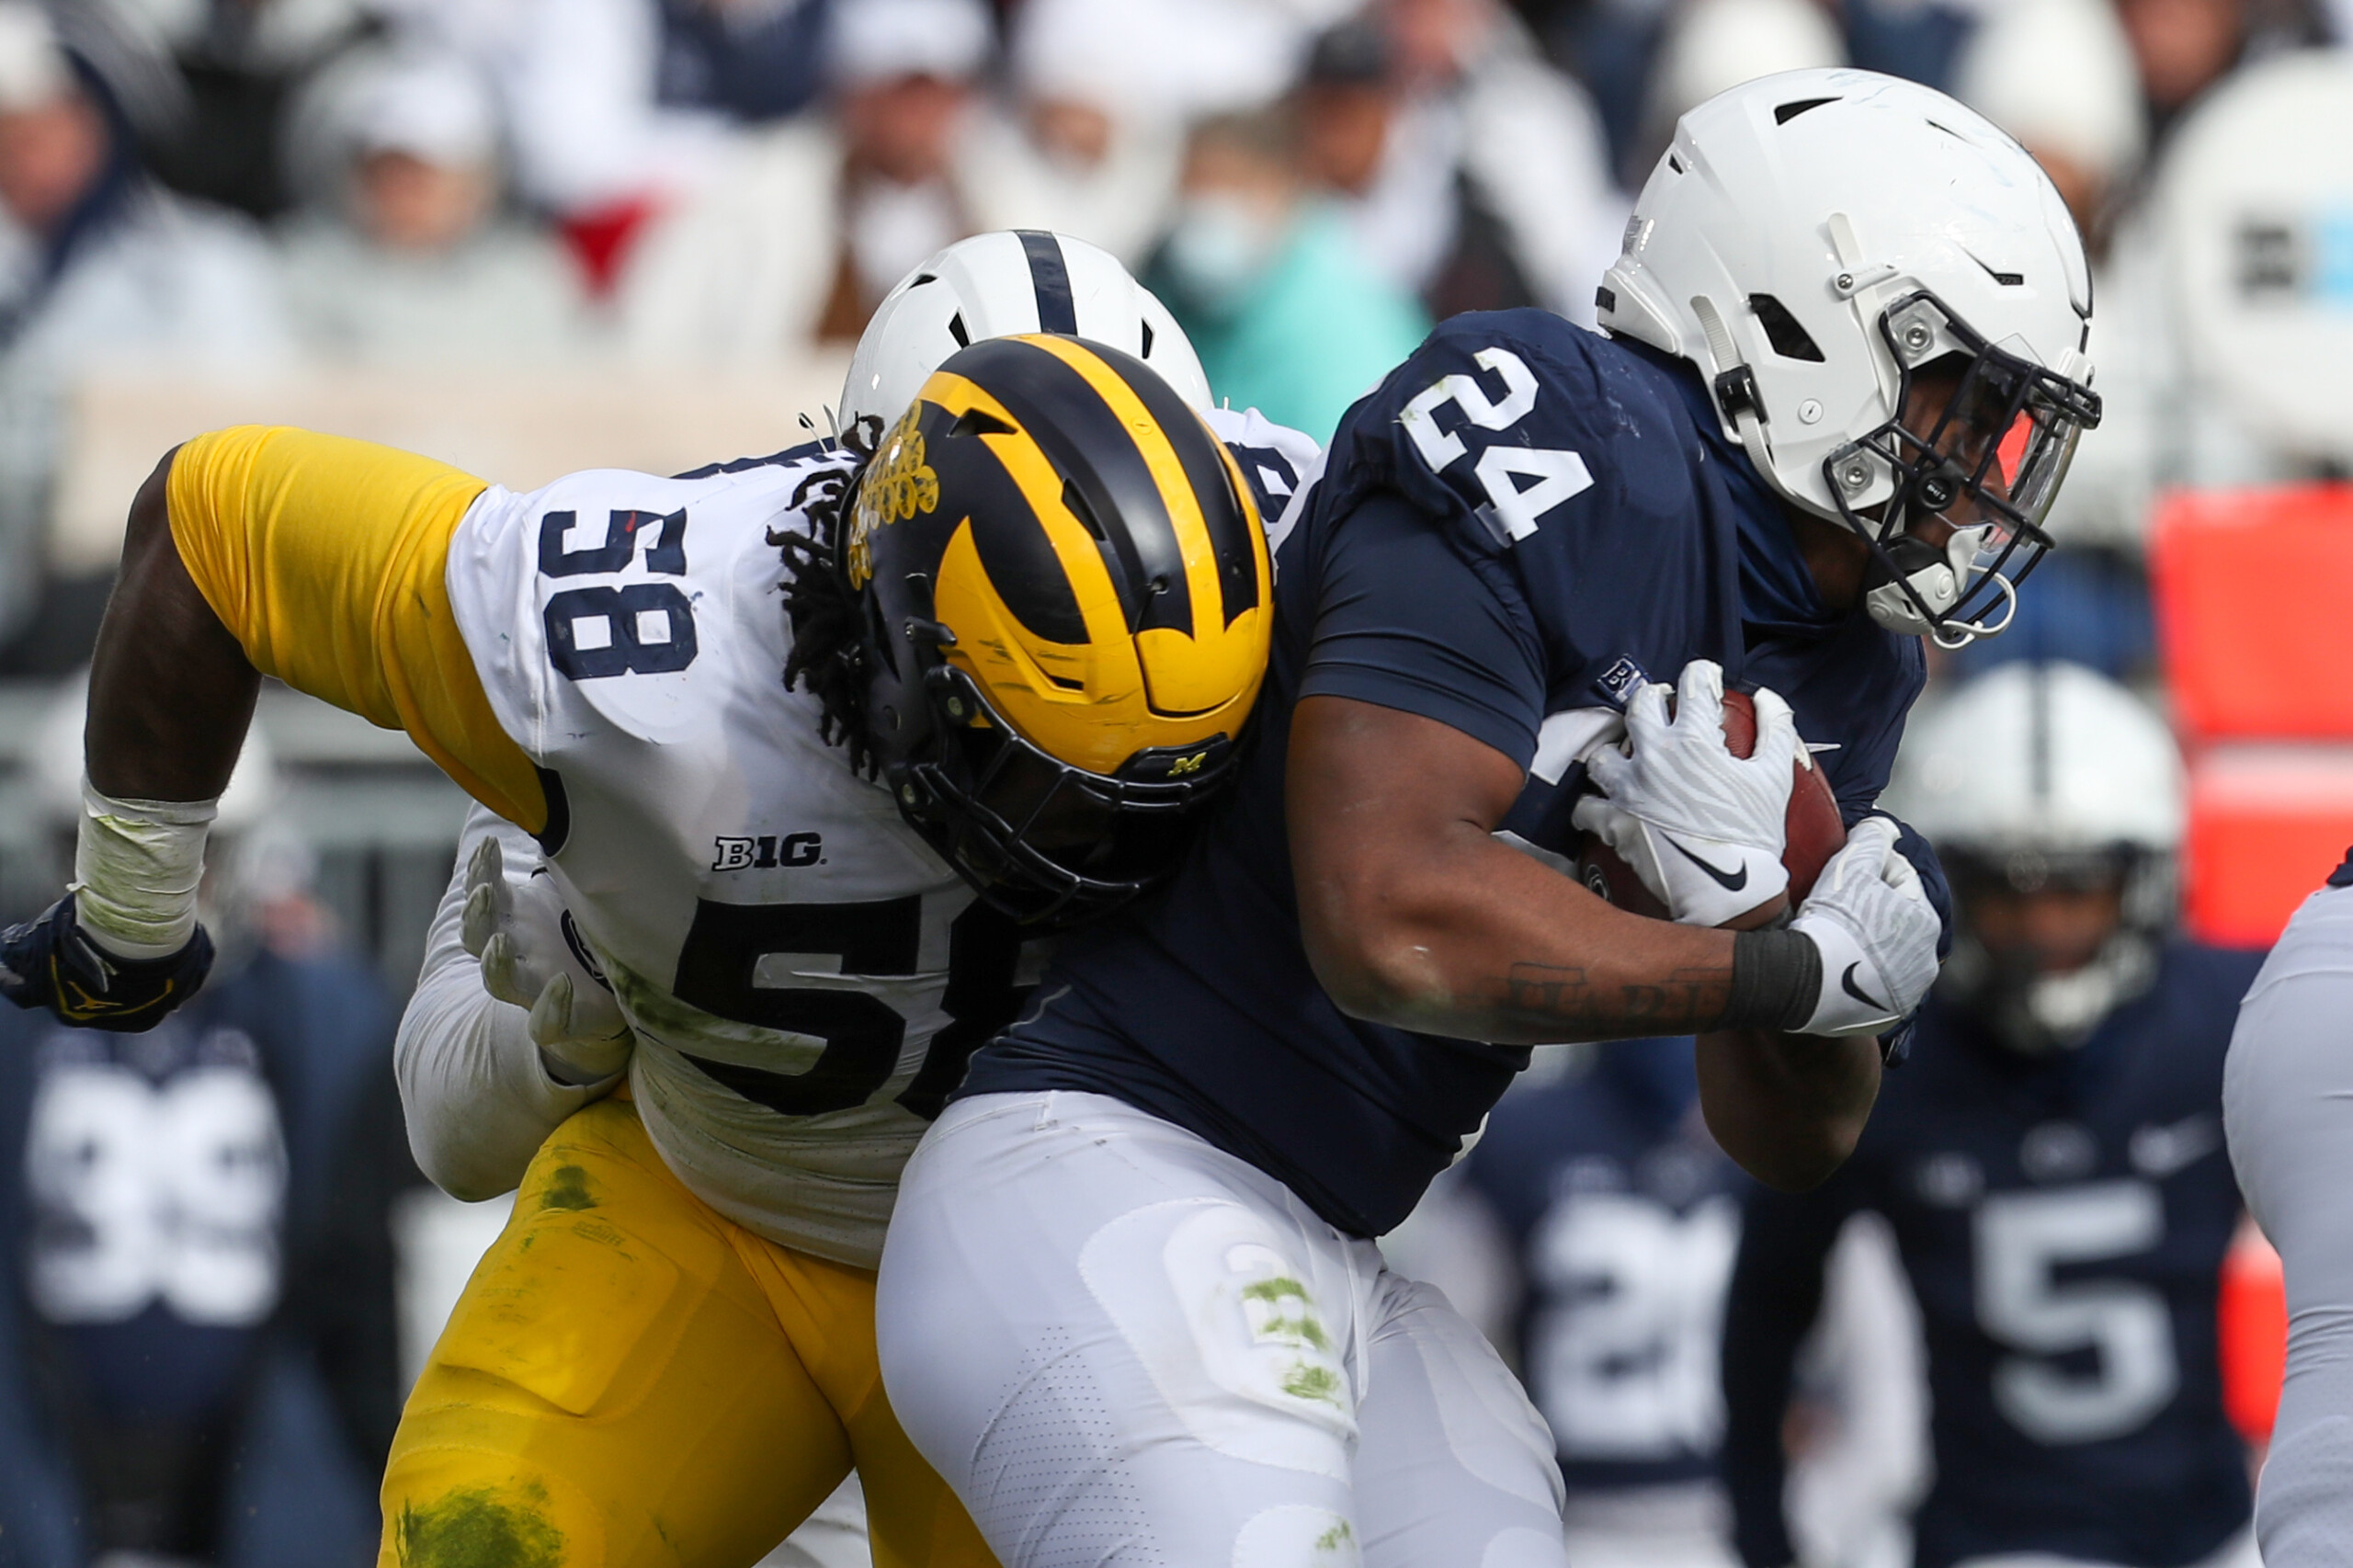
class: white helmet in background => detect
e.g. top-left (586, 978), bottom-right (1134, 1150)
top-left (840, 230), bottom-right (1213, 443)
top-left (1599, 69), bottom-right (2102, 648)
top-left (1882, 663), bottom-right (2182, 1052)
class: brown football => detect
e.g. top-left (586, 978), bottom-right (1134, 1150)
top-left (1572, 688), bottom-right (1847, 928)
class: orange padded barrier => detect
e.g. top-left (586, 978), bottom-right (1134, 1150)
top-left (2183, 745), bottom-right (2353, 946)
top-left (2149, 485), bottom-right (2353, 743)
top-left (2219, 1218), bottom-right (2286, 1447)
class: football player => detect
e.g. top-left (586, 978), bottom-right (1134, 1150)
top-left (1722, 664), bottom-right (2262, 1568)
top-left (1453, 1037), bottom-right (1753, 1568)
top-left (0, 231), bottom-right (1314, 1568)
top-left (1410, 1037), bottom-right (1928, 1568)
top-left (872, 69), bottom-right (2105, 1568)
top-left (2220, 852), bottom-right (2353, 1560)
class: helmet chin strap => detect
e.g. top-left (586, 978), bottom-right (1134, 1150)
top-left (1929, 571), bottom-right (2017, 650)
top-left (1863, 524), bottom-right (2015, 646)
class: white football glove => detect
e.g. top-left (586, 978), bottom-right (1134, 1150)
top-left (1571, 661), bottom-right (1803, 927)
top-left (1786, 817), bottom-right (1941, 1038)
top-left (460, 835), bottom-right (632, 1085)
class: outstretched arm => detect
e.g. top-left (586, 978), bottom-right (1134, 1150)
top-left (85, 449), bottom-right (259, 801)
top-left (1288, 695), bottom-right (1880, 1189)
top-left (5, 426), bottom-right (542, 1029)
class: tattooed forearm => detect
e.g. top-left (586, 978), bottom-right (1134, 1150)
top-left (1500, 961), bottom-right (1734, 1035)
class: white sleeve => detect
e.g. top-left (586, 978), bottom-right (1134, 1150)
top-left (395, 803), bottom-right (613, 1202)
top-left (1205, 406), bottom-right (1324, 559)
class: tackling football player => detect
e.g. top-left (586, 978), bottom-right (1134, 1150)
top-left (873, 71), bottom-right (2106, 1568)
top-left (0, 231), bottom-right (1313, 1568)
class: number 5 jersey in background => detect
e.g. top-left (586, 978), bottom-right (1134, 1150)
top-left (1720, 940), bottom-right (2266, 1568)
top-left (165, 415), bottom-right (1314, 1271)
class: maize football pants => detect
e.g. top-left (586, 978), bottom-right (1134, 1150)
top-left (381, 1097), bottom-right (994, 1568)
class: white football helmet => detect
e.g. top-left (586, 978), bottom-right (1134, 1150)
top-left (1599, 69), bottom-right (2102, 648)
top-left (840, 230), bottom-right (1213, 445)
top-left (1882, 662), bottom-right (2183, 1051)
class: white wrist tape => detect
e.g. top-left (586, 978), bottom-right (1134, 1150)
top-left (72, 782), bottom-right (218, 960)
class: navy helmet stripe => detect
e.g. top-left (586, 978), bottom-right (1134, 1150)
top-left (1017, 231), bottom-right (1080, 335)
top-left (1101, 338), bottom-right (1262, 628)
top-left (956, 337), bottom-right (1193, 637)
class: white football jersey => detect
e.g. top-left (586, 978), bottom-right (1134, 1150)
top-left (440, 412), bottom-right (1318, 1268)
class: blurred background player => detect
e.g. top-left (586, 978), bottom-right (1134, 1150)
top-left (1387, 1036), bottom-right (1927, 1568)
top-left (0, 676), bottom-right (400, 1568)
top-left (1722, 664), bottom-right (2265, 1568)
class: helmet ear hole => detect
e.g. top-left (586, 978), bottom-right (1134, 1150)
top-left (1748, 294), bottom-right (1824, 362)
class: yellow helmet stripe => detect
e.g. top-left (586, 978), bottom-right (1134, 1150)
top-left (1020, 335), bottom-right (1266, 636)
top-left (915, 369), bottom-right (1142, 672)
top-left (910, 335), bottom-right (1272, 735)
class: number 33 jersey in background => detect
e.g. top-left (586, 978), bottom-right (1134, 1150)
top-left (166, 412), bottom-right (1316, 1271)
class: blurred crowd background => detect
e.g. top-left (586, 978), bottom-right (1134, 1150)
top-left (0, 0), bottom-right (2347, 1562)
top-left (0, 0), bottom-right (2340, 689)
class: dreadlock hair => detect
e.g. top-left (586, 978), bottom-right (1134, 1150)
top-left (775, 415), bottom-right (884, 777)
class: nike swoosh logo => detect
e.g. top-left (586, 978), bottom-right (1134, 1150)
top-left (1665, 837), bottom-right (1749, 892)
top-left (1841, 962), bottom-right (1890, 1013)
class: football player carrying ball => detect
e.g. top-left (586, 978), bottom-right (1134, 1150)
top-left (875, 70), bottom-right (2104, 1568)
top-left (0, 232), bottom-right (1315, 1568)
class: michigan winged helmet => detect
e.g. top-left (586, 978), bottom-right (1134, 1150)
top-left (808, 334), bottom-right (1273, 925)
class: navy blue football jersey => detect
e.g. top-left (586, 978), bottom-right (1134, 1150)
top-left (967, 311), bottom-right (1937, 1238)
top-left (1721, 941), bottom-right (2265, 1568)
top-left (1464, 1038), bottom-right (1743, 1496)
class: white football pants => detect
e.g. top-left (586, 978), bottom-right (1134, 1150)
top-left (2222, 882), bottom-right (2353, 1567)
top-left (876, 1092), bottom-right (1570, 1568)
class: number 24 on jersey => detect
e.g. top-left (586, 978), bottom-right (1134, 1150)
top-left (1399, 347), bottom-right (1595, 544)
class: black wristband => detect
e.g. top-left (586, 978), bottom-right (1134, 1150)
top-left (1725, 927), bottom-right (1821, 1034)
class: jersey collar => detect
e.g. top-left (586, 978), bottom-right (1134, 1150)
top-left (1622, 339), bottom-right (1847, 640)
